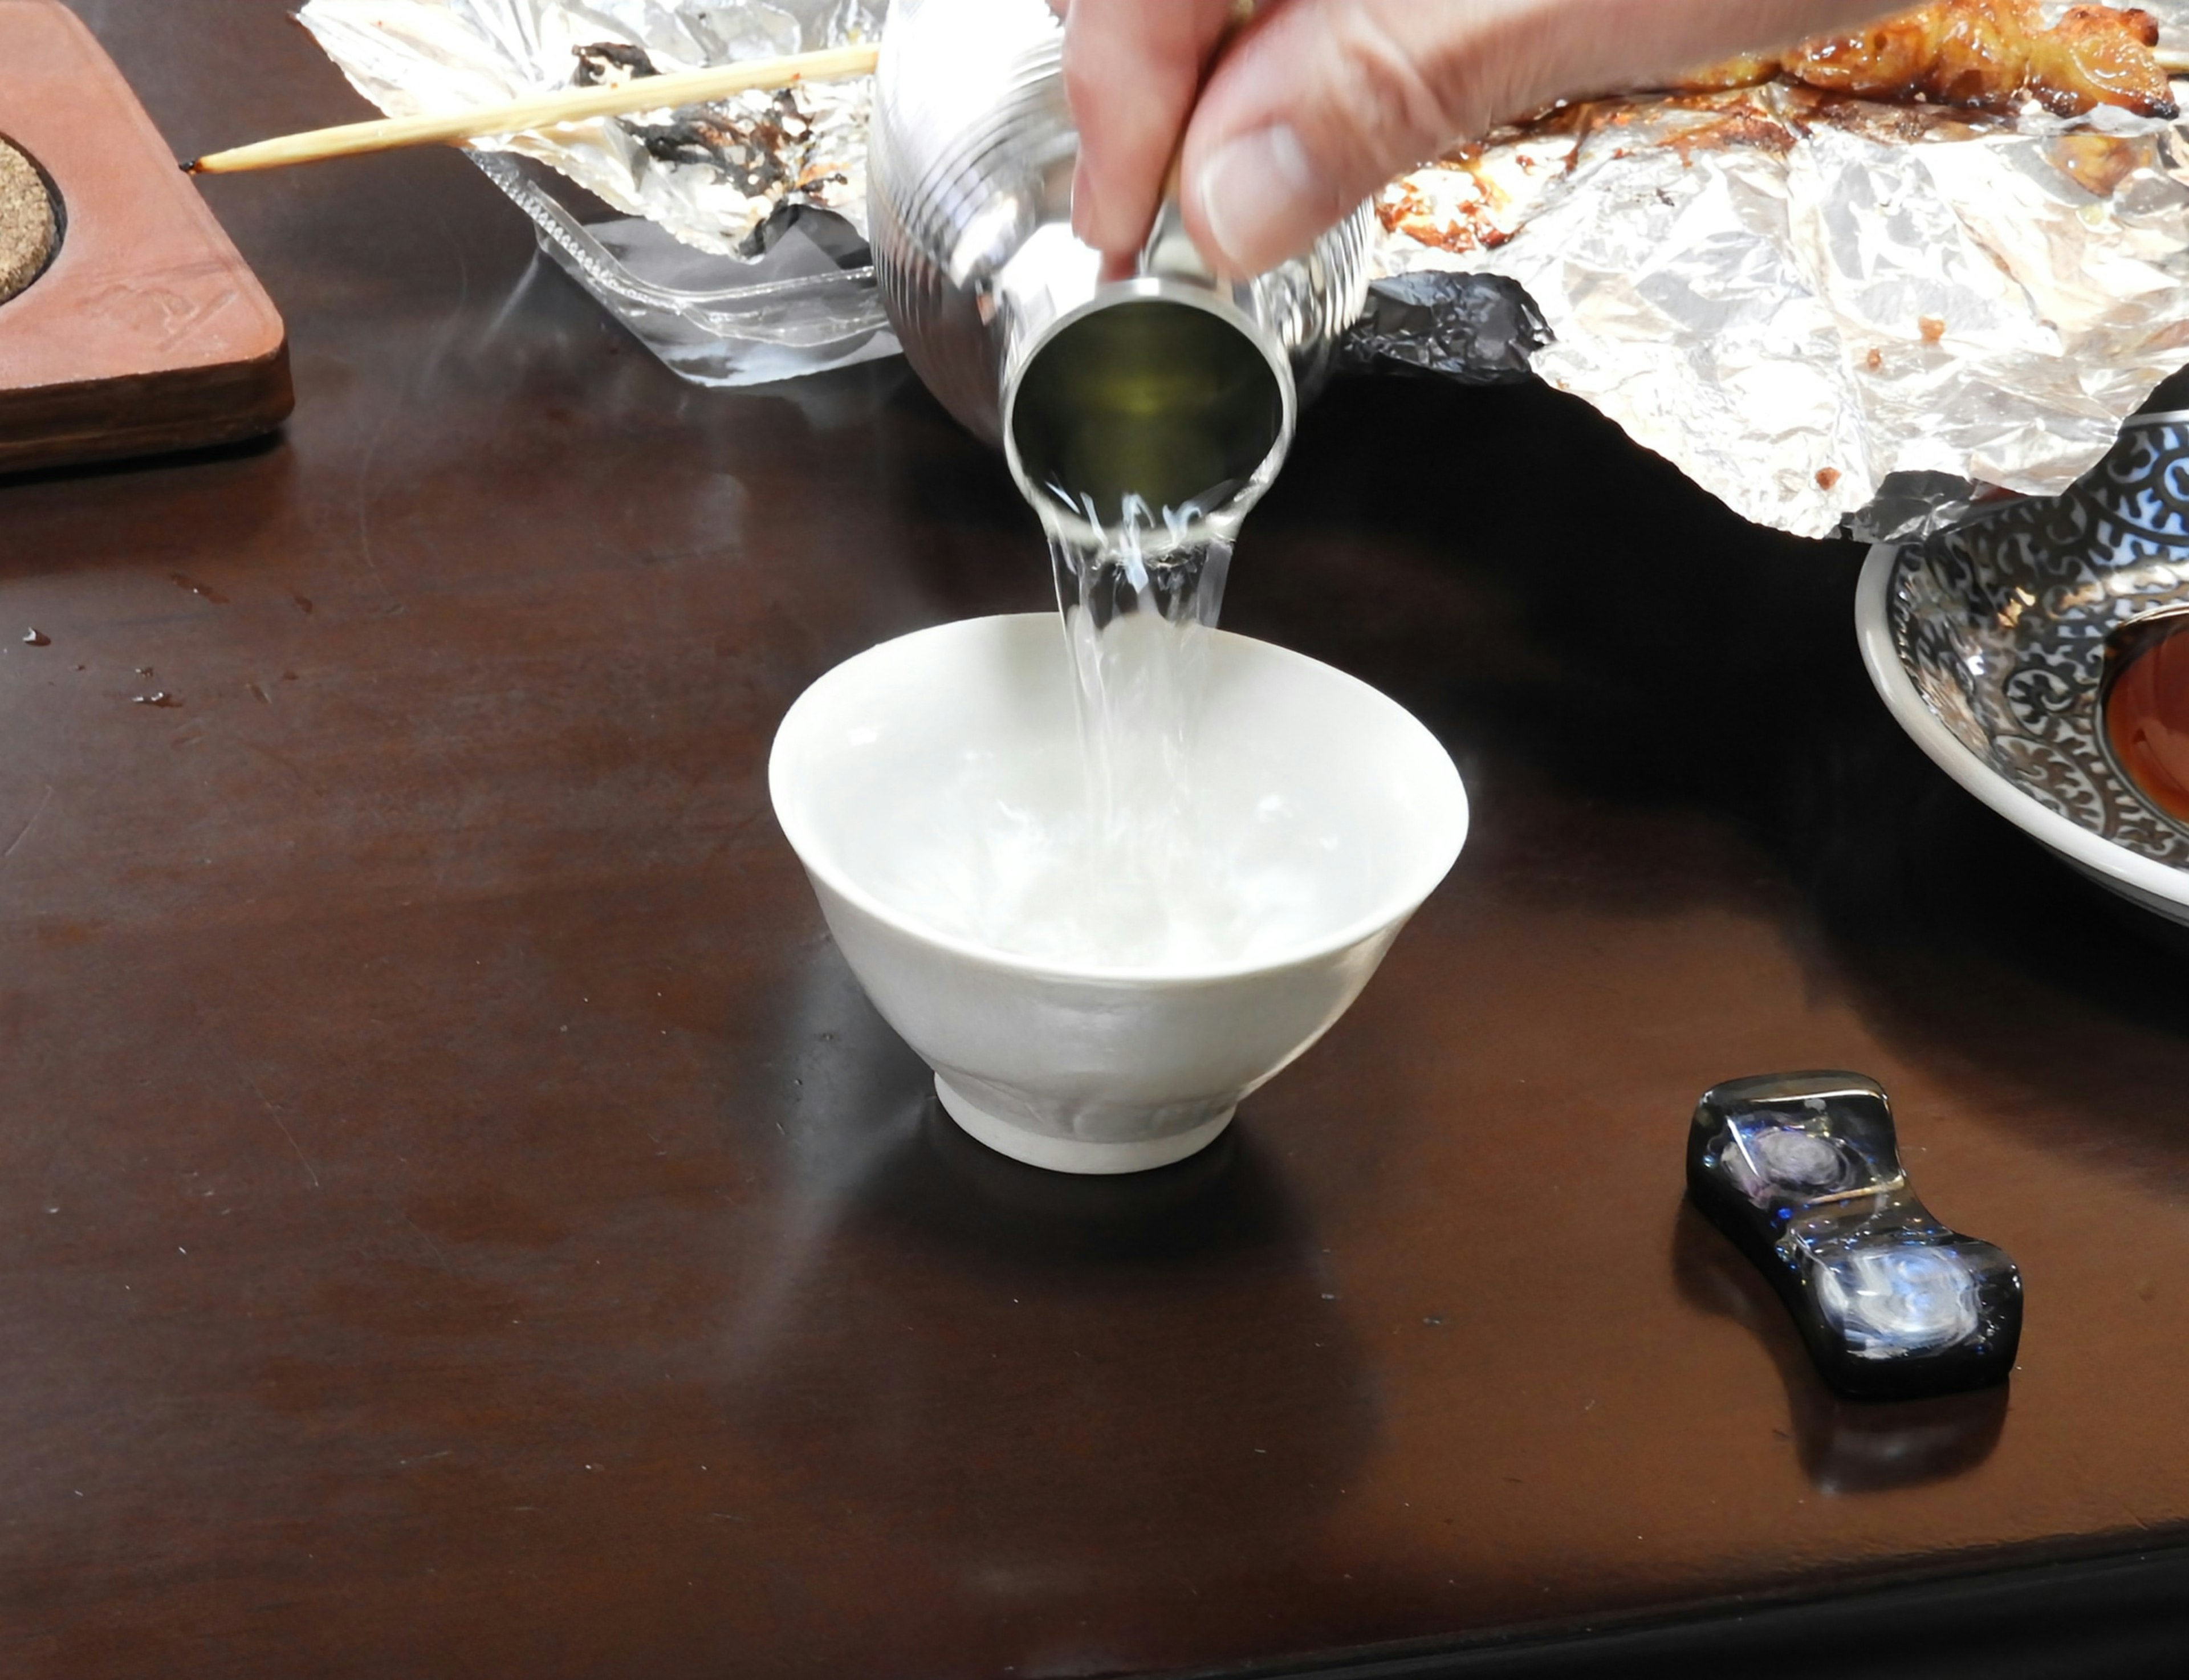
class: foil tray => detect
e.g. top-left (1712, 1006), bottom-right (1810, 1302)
top-left (299, 0), bottom-right (895, 389)
top-left (471, 152), bottom-right (897, 387)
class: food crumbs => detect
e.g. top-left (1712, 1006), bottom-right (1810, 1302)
top-left (170, 573), bottom-right (230, 604)
top-left (1816, 467), bottom-right (1842, 491)
top-left (1919, 316), bottom-right (1946, 344)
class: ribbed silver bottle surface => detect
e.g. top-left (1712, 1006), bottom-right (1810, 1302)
top-left (868, 0), bottom-right (1372, 525)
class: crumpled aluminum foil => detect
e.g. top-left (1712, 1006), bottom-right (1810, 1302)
top-left (302, 1), bottom-right (2189, 534)
top-left (1376, 6), bottom-right (2189, 538)
top-left (1336, 272), bottom-right (1549, 383)
top-left (298, 0), bottom-right (882, 258)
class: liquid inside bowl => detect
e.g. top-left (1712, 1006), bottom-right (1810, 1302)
top-left (773, 615), bottom-right (1466, 979)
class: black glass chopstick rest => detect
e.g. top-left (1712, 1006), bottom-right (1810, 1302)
top-left (1686, 1072), bottom-right (2022, 1401)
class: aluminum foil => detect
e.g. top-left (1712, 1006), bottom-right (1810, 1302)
top-left (297, 0), bottom-right (882, 258)
top-left (300, 2), bottom-right (2189, 525)
top-left (1376, 8), bottom-right (2189, 538)
top-left (1336, 272), bottom-right (1549, 384)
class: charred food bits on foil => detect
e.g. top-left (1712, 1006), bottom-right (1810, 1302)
top-left (1376, 2), bottom-right (2189, 538)
top-left (298, 0), bottom-right (881, 254)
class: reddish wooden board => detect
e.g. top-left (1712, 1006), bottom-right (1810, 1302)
top-left (0, 0), bottom-right (291, 474)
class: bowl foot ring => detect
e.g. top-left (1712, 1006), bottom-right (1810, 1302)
top-left (934, 1076), bottom-right (1235, 1175)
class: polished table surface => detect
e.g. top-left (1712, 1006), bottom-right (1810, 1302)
top-left (9, 5), bottom-right (2189, 1675)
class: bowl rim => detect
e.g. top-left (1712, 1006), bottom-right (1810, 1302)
top-left (769, 612), bottom-right (1471, 986)
top-left (1854, 540), bottom-right (2189, 912)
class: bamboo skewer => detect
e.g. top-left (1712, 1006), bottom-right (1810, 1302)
top-left (182, 41), bottom-right (881, 175)
top-left (181, 32), bottom-right (2189, 177)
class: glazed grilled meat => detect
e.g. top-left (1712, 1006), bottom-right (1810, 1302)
top-left (1681, 1), bottom-right (2176, 119)
top-left (2027, 3), bottom-right (2172, 115)
top-left (1675, 51), bottom-right (1788, 91)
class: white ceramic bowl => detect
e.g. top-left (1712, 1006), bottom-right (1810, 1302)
top-left (770, 614), bottom-right (1468, 1174)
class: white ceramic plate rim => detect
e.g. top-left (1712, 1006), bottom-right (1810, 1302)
top-left (1854, 540), bottom-right (2189, 912)
top-left (770, 613), bottom-right (1472, 989)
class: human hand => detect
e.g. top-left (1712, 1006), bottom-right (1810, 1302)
top-left (1060, 0), bottom-right (1903, 274)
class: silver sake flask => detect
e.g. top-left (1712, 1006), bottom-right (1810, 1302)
top-left (866, 0), bottom-right (1373, 536)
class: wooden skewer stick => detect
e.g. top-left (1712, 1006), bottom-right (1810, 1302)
top-left (2159, 46), bottom-right (2189, 76)
top-left (183, 41), bottom-right (881, 175)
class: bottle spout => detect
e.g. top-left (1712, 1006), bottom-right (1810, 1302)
top-left (1004, 287), bottom-right (1295, 543)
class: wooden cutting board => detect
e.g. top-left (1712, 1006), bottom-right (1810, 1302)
top-left (0, 0), bottom-right (291, 475)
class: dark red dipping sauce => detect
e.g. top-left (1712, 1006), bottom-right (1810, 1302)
top-left (2106, 616), bottom-right (2189, 825)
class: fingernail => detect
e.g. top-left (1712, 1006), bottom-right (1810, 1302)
top-left (1194, 123), bottom-right (1314, 275)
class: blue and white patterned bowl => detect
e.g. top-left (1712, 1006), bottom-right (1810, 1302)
top-left (1857, 413), bottom-right (2189, 926)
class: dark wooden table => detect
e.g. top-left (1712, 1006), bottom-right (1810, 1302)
top-left (8, 5), bottom-right (2189, 1675)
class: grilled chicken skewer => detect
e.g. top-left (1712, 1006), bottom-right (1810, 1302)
top-left (1677, 1), bottom-right (2177, 119)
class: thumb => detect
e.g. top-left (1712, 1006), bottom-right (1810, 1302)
top-left (1179, 0), bottom-right (1539, 276)
top-left (1178, 0), bottom-right (1902, 274)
